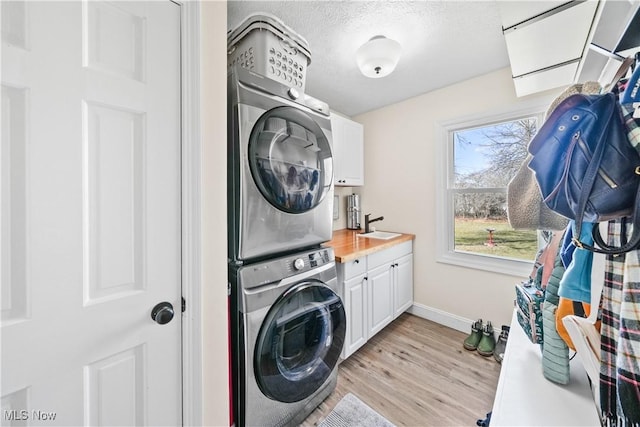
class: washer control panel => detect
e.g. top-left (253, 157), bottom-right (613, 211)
top-left (307, 249), bottom-right (331, 268)
top-left (238, 247), bottom-right (335, 290)
top-left (287, 248), bottom-right (332, 274)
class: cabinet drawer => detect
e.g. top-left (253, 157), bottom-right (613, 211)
top-left (340, 257), bottom-right (366, 279)
top-left (367, 240), bottom-right (412, 268)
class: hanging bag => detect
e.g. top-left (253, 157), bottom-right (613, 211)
top-left (591, 61), bottom-right (640, 254)
top-left (528, 57), bottom-right (640, 254)
top-left (515, 281), bottom-right (545, 344)
top-left (506, 82), bottom-right (601, 231)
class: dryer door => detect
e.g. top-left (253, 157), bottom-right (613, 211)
top-left (248, 106), bottom-right (333, 214)
top-left (254, 280), bottom-right (345, 403)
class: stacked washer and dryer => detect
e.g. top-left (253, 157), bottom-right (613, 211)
top-left (227, 14), bottom-right (346, 427)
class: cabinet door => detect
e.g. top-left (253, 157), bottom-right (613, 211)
top-left (394, 253), bottom-right (413, 318)
top-left (342, 274), bottom-right (368, 359)
top-left (367, 263), bottom-right (393, 337)
top-left (331, 113), bottom-right (364, 186)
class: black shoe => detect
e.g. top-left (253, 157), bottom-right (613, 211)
top-left (476, 411), bottom-right (492, 426)
top-left (493, 325), bottom-right (510, 363)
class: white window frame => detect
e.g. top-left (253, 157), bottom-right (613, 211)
top-left (435, 104), bottom-right (546, 277)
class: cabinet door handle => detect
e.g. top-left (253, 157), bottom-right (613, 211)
top-left (354, 259), bottom-right (359, 264)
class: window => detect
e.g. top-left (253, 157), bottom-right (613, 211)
top-left (437, 107), bottom-right (545, 276)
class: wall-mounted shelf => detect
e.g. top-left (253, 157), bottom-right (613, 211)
top-left (577, 0), bottom-right (640, 84)
top-left (499, 0), bottom-right (640, 97)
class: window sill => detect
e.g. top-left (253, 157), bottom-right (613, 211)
top-left (437, 250), bottom-right (532, 278)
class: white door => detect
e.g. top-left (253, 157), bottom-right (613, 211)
top-left (1, 1), bottom-right (182, 426)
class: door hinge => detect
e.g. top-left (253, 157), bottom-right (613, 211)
top-left (181, 296), bottom-right (186, 313)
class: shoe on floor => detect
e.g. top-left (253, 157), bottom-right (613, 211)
top-left (476, 411), bottom-right (492, 427)
top-left (477, 321), bottom-right (496, 357)
top-left (463, 319), bottom-right (483, 351)
top-left (493, 325), bottom-right (509, 363)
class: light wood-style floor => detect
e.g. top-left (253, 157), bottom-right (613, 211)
top-left (301, 313), bottom-right (502, 426)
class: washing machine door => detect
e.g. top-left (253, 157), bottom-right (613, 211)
top-left (248, 106), bottom-right (333, 214)
top-left (254, 280), bottom-right (345, 403)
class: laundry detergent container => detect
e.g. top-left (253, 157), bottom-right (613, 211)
top-left (227, 13), bottom-right (311, 92)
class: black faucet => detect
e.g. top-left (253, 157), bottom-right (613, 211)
top-left (364, 214), bottom-right (384, 233)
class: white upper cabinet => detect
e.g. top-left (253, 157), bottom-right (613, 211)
top-left (498, 1), bottom-right (599, 96)
top-left (331, 113), bottom-right (364, 187)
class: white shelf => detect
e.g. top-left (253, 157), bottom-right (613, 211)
top-left (490, 309), bottom-right (599, 426)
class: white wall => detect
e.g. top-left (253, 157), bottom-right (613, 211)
top-left (354, 68), bottom-right (557, 329)
top-left (201, 2), bottom-right (229, 426)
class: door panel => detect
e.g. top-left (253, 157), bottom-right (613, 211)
top-left (367, 263), bottom-right (393, 337)
top-left (1, 2), bottom-right (182, 425)
top-left (84, 1), bottom-right (146, 82)
top-left (84, 102), bottom-right (146, 303)
top-left (394, 254), bottom-right (413, 317)
top-left (1, 83), bottom-right (28, 323)
top-left (342, 274), bottom-right (367, 358)
top-left (85, 346), bottom-right (146, 426)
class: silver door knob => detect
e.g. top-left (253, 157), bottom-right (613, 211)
top-left (151, 302), bottom-right (174, 325)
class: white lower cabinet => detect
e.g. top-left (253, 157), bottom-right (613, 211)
top-left (394, 253), bottom-right (413, 317)
top-left (338, 240), bottom-right (413, 359)
top-left (367, 262), bottom-right (394, 337)
top-left (342, 271), bottom-right (368, 357)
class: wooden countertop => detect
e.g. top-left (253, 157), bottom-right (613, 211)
top-left (324, 229), bottom-right (415, 263)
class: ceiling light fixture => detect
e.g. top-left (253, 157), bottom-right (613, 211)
top-left (356, 35), bottom-right (402, 78)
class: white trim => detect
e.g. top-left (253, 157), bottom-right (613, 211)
top-left (179, 2), bottom-right (202, 426)
top-left (407, 302), bottom-right (474, 334)
top-left (437, 250), bottom-right (532, 277)
top-left (435, 102), bottom-right (547, 278)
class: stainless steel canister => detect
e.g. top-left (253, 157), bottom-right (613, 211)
top-left (347, 194), bottom-right (361, 230)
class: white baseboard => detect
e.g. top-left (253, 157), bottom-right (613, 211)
top-left (407, 303), bottom-right (474, 334)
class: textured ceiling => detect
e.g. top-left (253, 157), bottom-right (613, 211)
top-left (228, 1), bottom-right (512, 116)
